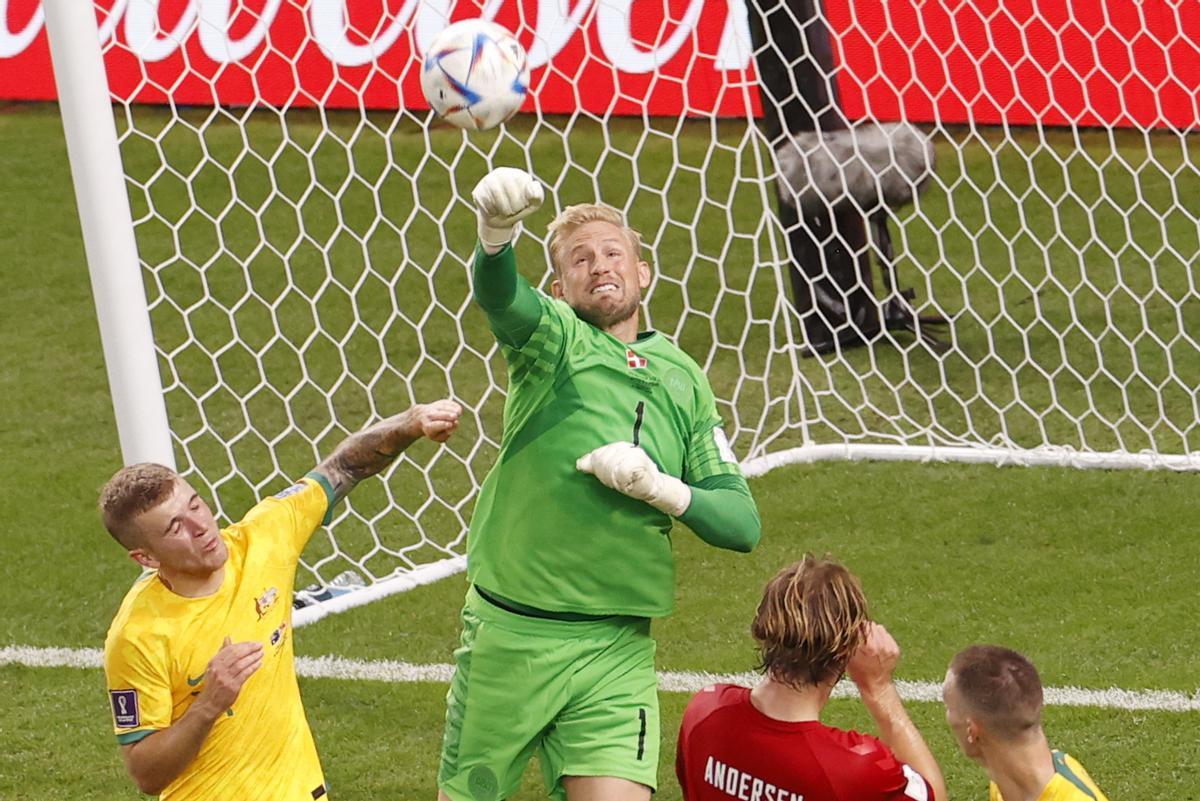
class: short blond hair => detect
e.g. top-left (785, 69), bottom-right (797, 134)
top-left (751, 554), bottom-right (871, 688)
top-left (98, 463), bottom-right (179, 549)
top-left (546, 203), bottom-right (645, 274)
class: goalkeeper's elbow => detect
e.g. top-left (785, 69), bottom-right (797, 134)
top-left (727, 516), bottom-right (762, 553)
top-left (679, 491), bottom-right (761, 553)
top-left (704, 519), bottom-right (760, 554)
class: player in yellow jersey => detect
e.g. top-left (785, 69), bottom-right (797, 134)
top-left (101, 399), bottom-right (462, 800)
top-left (942, 645), bottom-right (1109, 801)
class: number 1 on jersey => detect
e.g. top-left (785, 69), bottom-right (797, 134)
top-left (632, 401), bottom-right (645, 446)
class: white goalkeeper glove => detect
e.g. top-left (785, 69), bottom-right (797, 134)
top-left (576, 442), bottom-right (692, 517)
top-left (471, 168), bottom-right (544, 254)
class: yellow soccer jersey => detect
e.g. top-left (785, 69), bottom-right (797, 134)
top-left (988, 751), bottom-right (1109, 801)
top-left (104, 475), bottom-right (334, 801)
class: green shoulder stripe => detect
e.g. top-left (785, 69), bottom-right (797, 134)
top-left (1052, 751), bottom-right (1098, 800)
top-left (692, 473), bottom-right (750, 492)
top-left (305, 471), bottom-right (338, 526)
top-left (116, 729), bottom-right (157, 746)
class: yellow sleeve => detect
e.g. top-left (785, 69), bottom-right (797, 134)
top-left (989, 782), bottom-right (1003, 801)
top-left (234, 476), bottom-right (333, 559)
top-left (105, 631), bottom-right (172, 745)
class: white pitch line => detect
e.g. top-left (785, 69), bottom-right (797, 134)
top-left (3, 645), bottom-right (104, 670)
top-left (5, 645), bottom-right (1199, 713)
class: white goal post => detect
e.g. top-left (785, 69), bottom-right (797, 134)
top-left (40, 1), bottom-right (1199, 621)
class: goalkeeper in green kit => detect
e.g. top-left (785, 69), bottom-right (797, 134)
top-left (437, 169), bottom-right (761, 801)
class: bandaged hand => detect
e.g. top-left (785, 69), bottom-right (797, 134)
top-left (576, 442), bottom-right (692, 517)
top-left (471, 168), bottom-right (544, 254)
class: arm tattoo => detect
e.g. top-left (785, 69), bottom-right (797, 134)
top-left (313, 409), bottom-right (420, 506)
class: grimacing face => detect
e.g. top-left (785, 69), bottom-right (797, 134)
top-left (942, 669), bottom-right (983, 762)
top-left (551, 220), bottom-right (651, 331)
top-left (129, 478), bottom-right (227, 577)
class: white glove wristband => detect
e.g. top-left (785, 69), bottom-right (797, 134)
top-left (643, 471), bottom-right (692, 518)
top-left (576, 442), bottom-right (693, 517)
top-left (478, 219), bottom-right (516, 255)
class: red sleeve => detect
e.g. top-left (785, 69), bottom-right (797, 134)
top-left (834, 731), bottom-right (934, 801)
top-left (676, 684), bottom-right (733, 801)
top-left (675, 726), bottom-right (690, 799)
top-left (676, 693), bottom-right (700, 800)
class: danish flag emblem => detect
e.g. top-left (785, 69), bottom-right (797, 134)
top-left (626, 348), bottom-right (648, 369)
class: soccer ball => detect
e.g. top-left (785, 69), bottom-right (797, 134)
top-left (420, 19), bottom-right (530, 132)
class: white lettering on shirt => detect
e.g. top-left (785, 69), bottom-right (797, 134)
top-left (702, 756), bottom-right (804, 801)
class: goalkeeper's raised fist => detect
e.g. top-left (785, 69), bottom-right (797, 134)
top-left (576, 442), bottom-right (692, 517)
top-left (472, 168), bottom-right (544, 254)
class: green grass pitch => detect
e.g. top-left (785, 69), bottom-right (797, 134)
top-left (1, 102), bottom-right (1198, 799)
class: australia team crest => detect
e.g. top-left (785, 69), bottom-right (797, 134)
top-left (255, 587), bottom-right (278, 619)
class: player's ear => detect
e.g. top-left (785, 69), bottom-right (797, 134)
top-left (551, 277), bottom-right (564, 298)
top-left (637, 260), bottom-right (651, 289)
top-left (966, 718), bottom-right (982, 743)
top-left (129, 548), bottom-right (159, 571)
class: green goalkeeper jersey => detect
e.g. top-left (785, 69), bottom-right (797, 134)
top-left (468, 245), bottom-right (757, 617)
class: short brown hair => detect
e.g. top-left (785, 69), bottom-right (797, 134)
top-left (948, 645), bottom-right (1044, 738)
top-left (546, 203), bottom-right (645, 274)
top-left (751, 554), bottom-right (871, 688)
top-left (98, 463), bottom-right (179, 549)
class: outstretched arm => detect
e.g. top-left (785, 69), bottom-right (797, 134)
top-left (473, 246), bottom-right (544, 348)
top-left (471, 169), bottom-right (546, 348)
top-left (313, 400), bottom-right (461, 507)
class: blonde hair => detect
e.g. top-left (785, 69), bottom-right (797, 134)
top-left (98, 463), bottom-right (179, 549)
top-left (751, 554), bottom-right (871, 688)
top-left (546, 203), bottom-right (645, 274)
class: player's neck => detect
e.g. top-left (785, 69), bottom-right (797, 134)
top-left (984, 735), bottom-right (1055, 801)
top-left (158, 566), bottom-right (226, 598)
top-left (749, 676), bottom-right (826, 722)
top-left (603, 313), bottom-right (641, 343)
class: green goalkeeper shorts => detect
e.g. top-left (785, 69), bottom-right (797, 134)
top-left (438, 586), bottom-right (659, 801)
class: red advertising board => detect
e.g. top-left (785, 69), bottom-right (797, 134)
top-left (1, 0), bottom-right (1196, 128)
top-left (829, 0), bottom-right (1199, 129)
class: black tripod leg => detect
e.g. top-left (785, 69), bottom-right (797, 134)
top-left (872, 212), bottom-right (911, 327)
top-left (872, 213), bottom-right (894, 292)
top-left (872, 211), bottom-right (950, 350)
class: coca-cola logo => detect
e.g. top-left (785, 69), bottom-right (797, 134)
top-left (0, 0), bottom-right (43, 57)
top-left (4, 0), bottom-right (1190, 127)
top-left (0, 0), bottom-right (754, 70)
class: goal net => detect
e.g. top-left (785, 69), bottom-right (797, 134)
top-left (34, 0), bottom-right (1199, 620)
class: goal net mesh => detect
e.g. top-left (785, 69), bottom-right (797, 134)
top-left (90, 0), bottom-right (1198, 607)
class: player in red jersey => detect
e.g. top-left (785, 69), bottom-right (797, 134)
top-left (675, 554), bottom-right (946, 801)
